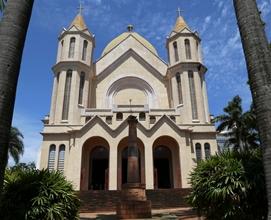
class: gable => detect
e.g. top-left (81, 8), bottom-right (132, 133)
top-left (96, 49), bottom-right (165, 83)
top-left (94, 52), bottom-right (170, 109)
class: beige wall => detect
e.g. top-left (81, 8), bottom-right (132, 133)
top-left (40, 22), bottom-right (218, 192)
top-left (40, 118), bottom-right (217, 190)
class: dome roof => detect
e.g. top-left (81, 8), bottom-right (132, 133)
top-left (102, 32), bottom-right (158, 56)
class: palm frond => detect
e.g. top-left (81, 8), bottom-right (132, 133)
top-left (0, 0), bottom-right (7, 12)
top-left (8, 127), bottom-right (24, 164)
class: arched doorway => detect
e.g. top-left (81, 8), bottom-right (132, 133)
top-left (152, 136), bottom-right (182, 189)
top-left (81, 137), bottom-right (110, 191)
top-left (117, 137), bottom-right (145, 189)
top-left (89, 146), bottom-right (109, 190)
top-left (153, 146), bottom-right (173, 189)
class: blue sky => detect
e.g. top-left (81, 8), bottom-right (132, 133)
top-left (10, 0), bottom-right (271, 165)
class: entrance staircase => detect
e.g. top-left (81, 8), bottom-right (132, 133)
top-left (78, 188), bottom-right (191, 213)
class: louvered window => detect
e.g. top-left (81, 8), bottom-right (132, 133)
top-left (78, 72), bottom-right (85, 105)
top-left (58, 145), bottom-right (65, 172)
top-left (204, 143), bottom-right (211, 159)
top-left (176, 72), bottom-right (183, 104)
top-left (185, 39), bottom-right (192, 59)
top-left (62, 70), bottom-right (72, 120)
top-left (173, 41), bottom-right (179, 62)
top-left (82, 40), bottom-right (88, 60)
top-left (68, 37), bottom-right (76, 58)
top-left (195, 143), bottom-right (202, 162)
top-left (48, 145), bottom-right (56, 171)
top-left (188, 71), bottom-right (198, 120)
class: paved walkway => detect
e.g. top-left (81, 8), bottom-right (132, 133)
top-left (80, 207), bottom-right (203, 219)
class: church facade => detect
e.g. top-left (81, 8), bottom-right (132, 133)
top-left (39, 12), bottom-right (217, 191)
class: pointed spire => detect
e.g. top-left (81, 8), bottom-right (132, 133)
top-left (173, 8), bottom-right (189, 32)
top-left (69, 14), bottom-right (88, 30)
top-left (69, 1), bottom-right (88, 31)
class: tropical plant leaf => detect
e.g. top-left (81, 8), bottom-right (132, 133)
top-left (187, 149), bottom-right (267, 219)
top-left (0, 0), bottom-right (6, 12)
top-left (0, 168), bottom-right (80, 220)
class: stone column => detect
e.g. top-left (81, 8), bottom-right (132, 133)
top-left (109, 145), bottom-right (118, 190)
top-left (127, 115), bottom-right (140, 183)
top-left (117, 115), bottom-right (152, 219)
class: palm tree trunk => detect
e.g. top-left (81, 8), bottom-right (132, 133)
top-left (233, 0), bottom-right (271, 218)
top-left (0, 0), bottom-right (33, 194)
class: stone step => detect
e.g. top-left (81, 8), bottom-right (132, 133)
top-left (79, 208), bottom-right (199, 220)
top-left (78, 189), bottom-right (191, 213)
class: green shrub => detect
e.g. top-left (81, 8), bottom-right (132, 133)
top-left (0, 168), bottom-right (80, 220)
top-left (187, 149), bottom-right (267, 220)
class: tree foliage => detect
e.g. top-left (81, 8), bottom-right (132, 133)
top-left (213, 96), bottom-right (259, 150)
top-left (0, 0), bottom-right (6, 12)
top-left (0, 168), bottom-right (80, 220)
top-left (8, 126), bottom-right (24, 164)
top-left (187, 150), bottom-right (267, 219)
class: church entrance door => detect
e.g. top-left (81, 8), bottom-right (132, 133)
top-left (89, 146), bottom-right (109, 190)
top-left (153, 145), bottom-right (173, 189)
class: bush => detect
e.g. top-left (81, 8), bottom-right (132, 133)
top-left (187, 149), bottom-right (267, 220)
top-left (0, 168), bottom-right (80, 220)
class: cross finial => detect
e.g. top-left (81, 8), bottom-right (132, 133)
top-left (177, 7), bottom-right (183, 17)
top-left (129, 99), bottom-right (132, 112)
top-left (78, 0), bottom-right (84, 14)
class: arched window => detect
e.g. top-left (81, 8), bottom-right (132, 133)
top-left (60, 40), bottom-right (64, 59)
top-left (139, 112), bottom-right (146, 121)
top-left (68, 37), bottom-right (76, 58)
top-left (82, 40), bottom-right (88, 60)
top-left (48, 144), bottom-right (56, 171)
top-left (57, 145), bottom-right (65, 172)
top-left (204, 143), bottom-right (211, 159)
top-left (78, 72), bottom-right (85, 105)
top-left (195, 143), bottom-right (202, 162)
top-left (62, 70), bottom-right (72, 120)
top-left (116, 112), bottom-right (123, 121)
top-left (173, 41), bottom-right (179, 62)
top-left (185, 39), bottom-right (192, 59)
top-left (176, 72), bottom-right (183, 104)
top-left (188, 71), bottom-right (198, 120)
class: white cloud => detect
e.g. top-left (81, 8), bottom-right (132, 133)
top-left (201, 16), bottom-right (212, 34)
top-left (221, 5), bottom-right (228, 17)
top-left (259, 0), bottom-right (271, 17)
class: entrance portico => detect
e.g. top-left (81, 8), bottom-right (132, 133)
top-left (80, 133), bottom-right (183, 191)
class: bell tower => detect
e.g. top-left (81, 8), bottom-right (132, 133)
top-left (49, 8), bottom-right (95, 125)
top-left (166, 9), bottom-right (210, 124)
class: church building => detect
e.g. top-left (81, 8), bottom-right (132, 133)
top-left (39, 10), bottom-right (217, 191)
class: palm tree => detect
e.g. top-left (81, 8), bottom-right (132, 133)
top-left (8, 127), bottom-right (24, 164)
top-left (214, 96), bottom-right (243, 150)
top-left (233, 0), bottom-right (271, 218)
top-left (0, 0), bottom-right (34, 194)
top-left (213, 96), bottom-right (259, 150)
top-left (0, 0), bottom-right (6, 13)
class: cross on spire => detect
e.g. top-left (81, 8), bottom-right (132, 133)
top-left (177, 7), bottom-right (183, 17)
top-left (78, 0), bottom-right (84, 14)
